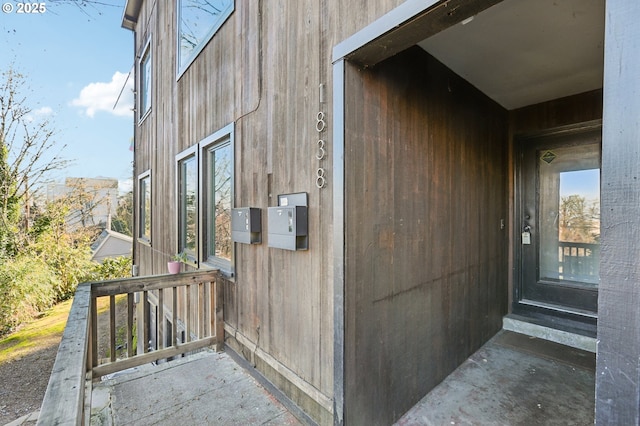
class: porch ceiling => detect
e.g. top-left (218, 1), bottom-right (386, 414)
top-left (418, 0), bottom-right (604, 110)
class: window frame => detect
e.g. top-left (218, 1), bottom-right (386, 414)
top-left (199, 123), bottom-right (234, 271)
top-left (138, 170), bottom-right (152, 245)
top-left (138, 38), bottom-right (152, 123)
top-left (175, 123), bottom-right (235, 275)
top-left (176, 0), bottom-right (235, 78)
top-left (176, 145), bottom-right (199, 266)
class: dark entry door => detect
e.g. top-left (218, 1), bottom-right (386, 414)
top-left (517, 125), bottom-right (601, 319)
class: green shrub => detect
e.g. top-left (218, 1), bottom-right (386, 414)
top-left (0, 256), bottom-right (58, 335)
top-left (91, 256), bottom-right (132, 281)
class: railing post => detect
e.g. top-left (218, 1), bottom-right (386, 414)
top-left (38, 284), bottom-right (92, 425)
top-left (127, 293), bottom-right (134, 358)
top-left (91, 297), bottom-right (98, 370)
top-left (143, 290), bottom-right (149, 353)
top-left (215, 276), bottom-right (225, 351)
top-left (109, 295), bottom-right (116, 363)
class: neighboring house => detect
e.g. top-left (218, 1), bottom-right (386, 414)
top-left (91, 228), bottom-right (133, 263)
top-left (47, 177), bottom-right (119, 231)
top-left (121, 0), bottom-right (640, 424)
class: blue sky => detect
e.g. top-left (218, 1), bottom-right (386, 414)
top-left (1, 1), bottom-right (134, 192)
top-left (560, 169), bottom-right (600, 201)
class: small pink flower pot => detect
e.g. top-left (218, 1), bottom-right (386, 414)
top-left (167, 261), bottom-right (181, 274)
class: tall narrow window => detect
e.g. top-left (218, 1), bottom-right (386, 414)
top-left (176, 124), bottom-right (234, 272)
top-left (177, 0), bottom-right (234, 76)
top-left (138, 170), bottom-right (151, 244)
top-left (138, 41), bottom-right (152, 121)
top-left (202, 135), bottom-right (232, 267)
top-left (177, 148), bottom-right (198, 262)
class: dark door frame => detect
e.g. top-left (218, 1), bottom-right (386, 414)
top-left (512, 121), bottom-right (601, 336)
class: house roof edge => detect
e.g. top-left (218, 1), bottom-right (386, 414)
top-left (121, 0), bottom-right (143, 31)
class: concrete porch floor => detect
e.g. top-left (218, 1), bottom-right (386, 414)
top-left (395, 330), bottom-right (596, 425)
top-left (90, 350), bottom-right (306, 425)
top-left (88, 330), bottom-right (595, 425)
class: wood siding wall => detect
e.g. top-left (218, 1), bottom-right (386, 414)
top-left (597, 0), bottom-right (640, 422)
top-left (510, 90), bottom-right (603, 135)
top-left (129, 1), bottom-right (420, 423)
top-left (127, 0), bottom-right (640, 424)
top-left (343, 47), bottom-right (509, 425)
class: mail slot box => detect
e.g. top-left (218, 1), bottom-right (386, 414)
top-left (231, 207), bottom-right (262, 244)
top-left (267, 206), bottom-right (308, 251)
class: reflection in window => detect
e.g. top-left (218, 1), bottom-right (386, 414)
top-left (175, 125), bottom-right (234, 272)
top-left (555, 169), bottom-right (600, 284)
top-left (559, 169), bottom-right (600, 244)
top-left (204, 141), bottom-right (232, 263)
top-left (539, 143), bottom-right (600, 285)
top-left (177, 0), bottom-right (234, 74)
top-left (139, 42), bottom-right (152, 120)
top-left (179, 154), bottom-right (197, 260)
top-left (139, 171), bottom-right (151, 242)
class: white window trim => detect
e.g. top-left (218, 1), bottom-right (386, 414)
top-left (137, 169), bottom-right (152, 245)
top-left (138, 38), bottom-right (152, 124)
top-left (175, 1), bottom-right (235, 79)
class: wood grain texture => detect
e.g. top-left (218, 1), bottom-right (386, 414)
top-left (343, 47), bottom-right (508, 425)
top-left (131, 1), bottom-right (340, 419)
top-left (37, 285), bottom-right (91, 426)
top-left (595, 0), bottom-right (640, 423)
top-left (510, 89), bottom-right (602, 136)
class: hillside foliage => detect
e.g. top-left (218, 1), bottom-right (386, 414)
top-left (0, 67), bottom-right (132, 335)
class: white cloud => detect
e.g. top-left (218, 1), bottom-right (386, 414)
top-left (34, 106), bottom-right (54, 116)
top-left (25, 106), bottom-right (54, 122)
top-left (71, 71), bottom-right (134, 118)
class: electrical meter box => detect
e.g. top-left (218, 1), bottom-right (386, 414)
top-left (231, 207), bottom-right (262, 244)
top-left (267, 205), bottom-right (308, 251)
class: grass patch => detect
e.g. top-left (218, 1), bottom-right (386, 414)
top-left (0, 293), bottom-right (132, 365)
top-left (0, 299), bottom-right (72, 364)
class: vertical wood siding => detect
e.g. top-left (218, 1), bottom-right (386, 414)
top-left (510, 90), bottom-right (603, 135)
top-left (596, 0), bottom-right (640, 422)
top-left (343, 47), bottom-right (509, 425)
top-left (129, 1), bottom-right (413, 420)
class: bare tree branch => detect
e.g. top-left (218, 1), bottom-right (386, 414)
top-left (0, 66), bottom-right (69, 252)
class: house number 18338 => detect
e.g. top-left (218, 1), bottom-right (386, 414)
top-left (316, 111), bottom-right (327, 189)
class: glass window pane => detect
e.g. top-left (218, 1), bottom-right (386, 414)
top-left (180, 156), bottom-right (197, 258)
top-left (178, 0), bottom-right (234, 73)
top-left (209, 143), bottom-right (231, 261)
top-left (139, 175), bottom-right (151, 241)
top-left (539, 144), bottom-right (600, 285)
top-left (140, 48), bottom-right (151, 117)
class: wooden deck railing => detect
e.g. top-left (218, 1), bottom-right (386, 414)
top-left (559, 241), bottom-right (599, 282)
top-left (38, 270), bottom-right (223, 426)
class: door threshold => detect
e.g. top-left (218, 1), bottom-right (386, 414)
top-left (503, 315), bottom-right (596, 353)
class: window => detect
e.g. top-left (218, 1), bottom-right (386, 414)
top-left (176, 123), bottom-right (234, 272)
top-left (138, 170), bottom-right (151, 244)
top-left (177, 147), bottom-right (198, 263)
top-left (177, 0), bottom-right (234, 76)
top-left (138, 40), bottom-right (152, 121)
top-left (202, 134), bottom-right (232, 266)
